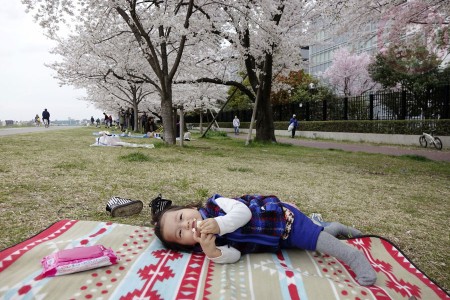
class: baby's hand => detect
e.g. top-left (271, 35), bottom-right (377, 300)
top-left (193, 232), bottom-right (220, 258)
top-left (197, 218), bottom-right (220, 235)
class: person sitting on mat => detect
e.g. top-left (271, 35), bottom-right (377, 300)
top-left (150, 194), bottom-right (377, 286)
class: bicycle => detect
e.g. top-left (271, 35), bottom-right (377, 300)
top-left (419, 130), bottom-right (443, 150)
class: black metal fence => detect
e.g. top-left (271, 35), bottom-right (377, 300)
top-left (188, 84), bottom-right (450, 123)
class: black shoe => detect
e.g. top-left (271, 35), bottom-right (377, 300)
top-left (106, 196), bottom-right (143, 217)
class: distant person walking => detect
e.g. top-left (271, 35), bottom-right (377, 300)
top-left (42, 109), bottom-right (50, 128)
top-left (130, 108), bottom-right (135, 131)
top-left (119, 109), bottom-right (125, 132)
top-left (148, 117), bottom-right (156, 132)
top-left (109, 115), bottom-right (113, 128)
top-left (103, 112), bottom-right (110, 128)
top-left (289, 114), bottom-right (298, 138)
top-left (233, 115), bottom-right (240, 135)
top-left (140, 112), bottom-right (148, 134)
top-left (34, 114), bottom-right (41, 127)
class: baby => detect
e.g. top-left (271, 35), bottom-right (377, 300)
top-left (151, 194), bottom-right (376, 286)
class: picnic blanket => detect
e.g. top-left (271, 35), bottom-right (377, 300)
top-left (91, 135), bottom-right (155, 148)
top-left (0, 220), bottom-right (448, 300)
top-left (92, 132), bottom-right (152, 139)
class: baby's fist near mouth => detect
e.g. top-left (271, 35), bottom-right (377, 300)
top-left (192, 220), bottom-right (202, 237)
top-left (194, 220), bottom-right (202, 231)
top-left (197, 218), bottom-right (220, 234)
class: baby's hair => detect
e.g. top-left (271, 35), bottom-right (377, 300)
top-left (151, 201), bottom-right (203, 252)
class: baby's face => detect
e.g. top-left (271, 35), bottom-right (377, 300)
top-left (161, 208), bottom-right (202, 246)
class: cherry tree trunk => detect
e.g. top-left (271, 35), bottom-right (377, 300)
top-left (255, 91), bottom-right (276, 143)
top-left (160, 88), bottom-right (175, 144)
top-left (254, 54), bottom-right (276, 143)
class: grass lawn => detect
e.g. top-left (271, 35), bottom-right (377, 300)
top-left (0, 126), bottom-right (449, 291)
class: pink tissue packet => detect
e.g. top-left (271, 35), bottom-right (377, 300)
top-left (41, 245), bottom-right (119, 277)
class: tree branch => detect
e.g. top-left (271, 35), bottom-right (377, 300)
top-left (175, 77), bottom-right (255, 102)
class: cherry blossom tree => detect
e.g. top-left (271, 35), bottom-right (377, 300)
top-left (322, 47), bottom-right (379, 97)
top-left (23, 0), bottom-right (198, 144)
top-left (176, 1), bottom-right (320, 142)
top-left (47, 24), bottom-right (159, 130)
top-left (321, 0), bottom-right (449, 45)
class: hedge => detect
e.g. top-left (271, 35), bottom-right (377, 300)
top-left (191, 119), bottom-right (450, 135)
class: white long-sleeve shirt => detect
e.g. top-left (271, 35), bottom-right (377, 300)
top-left (206, 197), bottom-right (252, 263)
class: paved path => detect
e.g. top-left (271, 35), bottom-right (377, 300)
top-left (0, 126), bottom-right (80, 136)
top-left (230, 134), bottom-right (450, 162)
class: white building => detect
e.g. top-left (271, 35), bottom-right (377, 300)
top-left (308, 2), bottom-right (449, 77)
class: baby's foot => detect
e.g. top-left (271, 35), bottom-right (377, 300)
top-left (348, 251), bottom-right (377, 286)
top-left (323, 222), bottom-right (362, 238)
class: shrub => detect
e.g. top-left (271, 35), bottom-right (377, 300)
top-left (191, 119), bottom-right (450, 135)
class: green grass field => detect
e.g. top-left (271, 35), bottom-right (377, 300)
top-left (0, 127), bottom-right (449, 291)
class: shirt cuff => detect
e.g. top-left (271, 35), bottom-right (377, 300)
top-left (207, 246), bottom-right (241, 264)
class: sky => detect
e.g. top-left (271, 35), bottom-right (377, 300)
top-left (0, 1), bottom-right (104, 122)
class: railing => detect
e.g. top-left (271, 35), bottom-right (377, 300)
top-left (185, 85), bottom-right (450, 123)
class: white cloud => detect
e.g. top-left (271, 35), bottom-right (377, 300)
top-left (0, 1), bottom-right (104, 122)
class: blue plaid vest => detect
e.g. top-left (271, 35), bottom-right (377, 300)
top-left (198, 194), bottom-right (287, 254)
